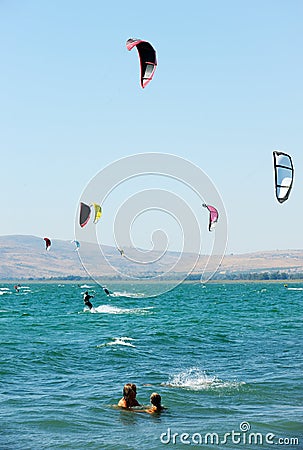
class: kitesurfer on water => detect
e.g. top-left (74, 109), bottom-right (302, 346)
top-left (83, 291), bottom-right (94, 310)
top-left (102, 286), bottom-right (111, 296)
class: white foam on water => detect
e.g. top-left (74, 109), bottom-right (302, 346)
top-left (164, 367), bottom-right (245, 391)
top-left (110, 291), bottom-right (146, 298)
top-left (93, 304), bottom-right (153, 315)
top-left (83, 306), bottom-right (95, 313)
top-left (97, 337), bottom-right (136, 348)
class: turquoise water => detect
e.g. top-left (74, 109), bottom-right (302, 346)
top-left (0, 282), bottom-right (302, 449)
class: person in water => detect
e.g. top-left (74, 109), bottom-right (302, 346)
top-left (103, 287), bottom-right (110, 296)
top-left (83, 291), bottom-right (94, 310)
top-left (132, 392), bottom-right (165, 414)
top-left (118, 383), bottom-right (141, 408)
top-left (144, 392), bottom-right (165, 414)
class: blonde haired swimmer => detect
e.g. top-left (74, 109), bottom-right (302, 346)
top-left (135, 392), bottom-right (166, 414)
top-left (147, 392), bottom-right (165, 413)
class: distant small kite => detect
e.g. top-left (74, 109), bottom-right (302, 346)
top-left (79, 202), bottom-right (102, 228)
top-left (44, 237), bottom-right (51, 251)
top-left (273, 151), bottom-right (294, 203)
top-left (79, 202), bottom-right (91, 228)
top-left (202, 204), bottom-right (219, 232)
top-left (71, 240), bottom-right (80, 251)
top-left (92, 203), bottom-right (102, 224)
top-left (117, 248), bottom-right (125, 257)
top-left (126, 38), bottom-right (157, 88)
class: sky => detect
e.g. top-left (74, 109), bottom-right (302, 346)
top-left (0, 0), bottom-right (302, 254)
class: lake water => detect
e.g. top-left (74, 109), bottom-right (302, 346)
top-left (0, 282), bottom-right (302, 449)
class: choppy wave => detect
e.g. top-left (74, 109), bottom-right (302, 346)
top-left (163, 367), bottom-right (245, 391)
top-left (0, 290), bottom-right (11, 295)
top-left (0, 286), bottom-right (32, 295)
top-left (97, 337), bottom-right (136, 348)
top-left (91, 305), bottom-right (153, 315)
top-left (110, 291), bottom-right (146, 298)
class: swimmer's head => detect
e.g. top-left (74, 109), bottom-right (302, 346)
top-left (150, 392), bottom-right (161, 407)
top-left (123, 384), bottom-right (136, 400)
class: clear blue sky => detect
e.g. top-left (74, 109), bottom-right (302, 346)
top-left (1, 0), bottom-right (302, 253)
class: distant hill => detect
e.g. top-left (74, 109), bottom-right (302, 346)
top-left (1, 235), bottom-right (303, 280)
top-left (0, 235), bottom-right (85, 280)
top-left (215, 250), bottom-right (303, 280)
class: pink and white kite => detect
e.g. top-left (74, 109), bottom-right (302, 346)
top-left (202, 204), bottom-right (219, 232)
top-left (126, 38), bottom-right (157, 88)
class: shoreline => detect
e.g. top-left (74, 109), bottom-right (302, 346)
top-left (1, 279), bottom-right (302, 285)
